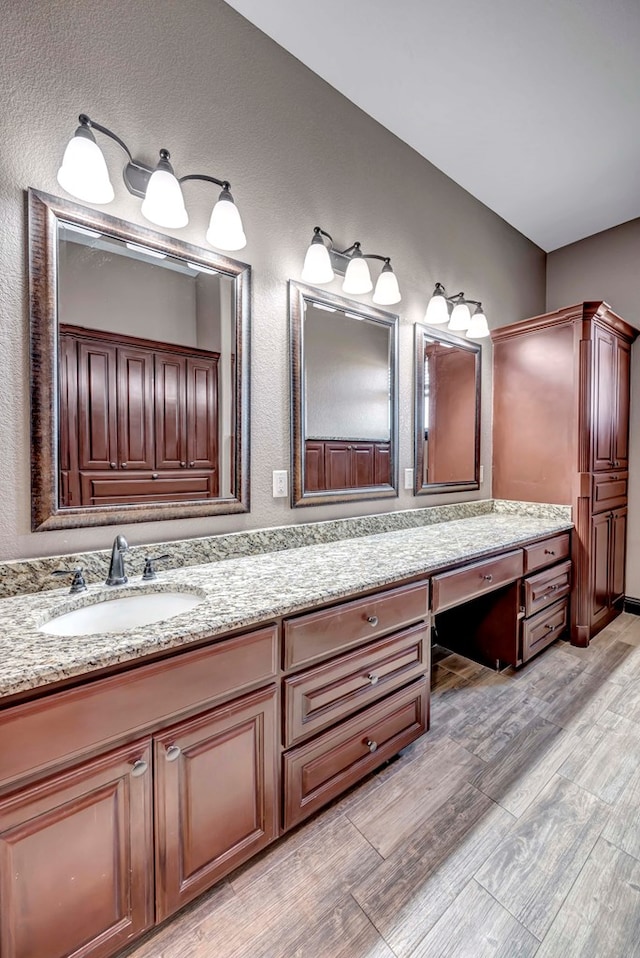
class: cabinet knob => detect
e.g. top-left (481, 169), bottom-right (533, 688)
top-left (151, 473), bottom-right (159, 480)
top-left (109, 462), bottom-right (116, 469)
top-left (121, 462), bottom-right (128, 469)
top-left (130, 759), bottom-right (148, 777)
top-left (611, 476), bottom-right (619, 481)
top-left (189, 461), bottom-right (195, 467)
top-left (165, 745), bottom-right (181, 762)
top-left (368, 673), bottom-right (379, 686)
top-left (180, 461), bottom-right (186, 468)
top-left (482, 574), bottom-right (493, 582)
top-left (366, 615), bottom-right (379, 627)
top-left (544, 549), bottom-right (556, 556)
top-left (366, 739), bottom-right (378, 753)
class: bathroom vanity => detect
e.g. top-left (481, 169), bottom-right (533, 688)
top-left (0, 509), bottom-right (571, 958)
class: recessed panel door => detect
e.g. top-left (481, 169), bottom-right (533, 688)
top-left (155, 353), bottom-right (187, 469)
top-left (592, 325), bottom-right (615, 471)
top-left (117, 345), bottom-right (155, 470)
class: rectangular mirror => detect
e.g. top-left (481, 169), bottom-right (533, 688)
top-left (28, 189), bottom-right (250, 530)
top-left (414, 323), bottom-right (481, 494)
top-left (290, 281), bottom-right (398, 507)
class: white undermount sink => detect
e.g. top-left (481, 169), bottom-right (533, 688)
top-left (39, 591), bottom-right (204, 637)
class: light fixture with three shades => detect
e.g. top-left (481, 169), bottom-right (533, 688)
top-left (301, 227), bottom-right (401, 306)
top-left (56, 114), bottom-right (246, 251)
top-left (424, 282), bottom-right (490, 338)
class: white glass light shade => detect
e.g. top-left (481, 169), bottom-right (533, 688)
top-left (373, 267), bottom-right (401, 305)
top-left (206, 193), bottom-right (246, 251)
top-left (424, 292), bottom-right (449, 324)
top-left (141, 169), bottom-right (188, 229)
top-left (342, 255), bottom-right (373, 295)
top-left (57, 134), bottom-right (115, 204)
top-left (467, 309), bottom-right (490, 338)
top-left (448, 301), bottom-right (471, 330)
top-left (301, 239), bottom-right (334, 284)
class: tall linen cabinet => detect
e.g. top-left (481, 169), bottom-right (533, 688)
top-left (491, 301), bottom-right (637, 645)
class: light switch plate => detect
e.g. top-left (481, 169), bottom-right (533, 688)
top-left (272, 470), bottom-right (288, 498)
top-left (404, 468), bottom-right (414, 490)
top-left (480, 464), bottom-right (484, 483)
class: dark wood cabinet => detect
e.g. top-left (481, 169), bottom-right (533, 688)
top-left (304, 439), bottom-right (391, 491)
top-left (154, 685), bottom-right (278, 921)
top-left (492, 302), bottom-right (637, 644)
top-left (0, 739), bottom-right (154, 958)
top-left (59, 326), bottom-right (219, 506)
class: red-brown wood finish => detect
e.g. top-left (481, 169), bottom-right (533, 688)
top-left (374, 442), bottom-right (391, 485)
top-left (491, 302), bottom-right (637, 644)
top-left (523, 560), bottom-right (572, 617)
top-left (79, 470), bottom-right (216, 506)
top-left (431, 550), bottom-right (524, 614)
top-left (154, 685), bottom-right (278, 921)
top-left (303, 440), bottom-right (391, 492)
top-left (522, 534), bottom-right (571, 574)
top-left (0, 739), bottom-right (153, 958)
top-left (283, 581), bottom-right (429, 671)
top-left (283, 622), bottom-right (429, 747)
top-left (303, 442), bottom-right (326, 492)
top-left (611, 507), bottom-right (628, 604)
top-left (76, 337), bottom-right (118, 472)
top-left (117, 345), bottom-right (155, 471)
top-left (0, 626), bottom-right (278, 792)
top-left (283, 678), bottom-right (428, 830)
top-left (186, 355), bottom-right (219, 475)
top-left (522, 599), bottom-right (569, 661)
top-left (154, 353), bottom-right (187, 470)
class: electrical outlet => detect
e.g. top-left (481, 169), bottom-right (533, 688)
top-left (272, 470), bottom-right (288, 498)
top-left (404, 468), bottom-right (414, 490)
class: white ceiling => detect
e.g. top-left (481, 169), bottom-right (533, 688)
top-left (224, 0), bottom-right (640, 252)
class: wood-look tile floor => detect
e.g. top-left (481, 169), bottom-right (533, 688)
top-left (126, 614), bottom-right (640, 958)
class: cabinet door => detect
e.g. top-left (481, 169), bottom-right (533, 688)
top-left (186, 355), bottom-right (218, 478)
top-left (591, 324), bottom-right (616, 471)
top-left (591, 511), bottom-right (612, 629)
top-left (154, 685), bottom-right (278, 921)
top-left (374, 442), bottom-right (391, 485)
top-left (0, 740), bottom-right (153, 958)
top-left (351, 442), bottom-right (375, 487)
top-left (58, 332), bottom-right (80, 507)
top-left (613, 339), bottom-right (631, 469)
top-left (77, 338), bottom-right (118, 471)
top-left (117, 344), bottom-right (155, 470)
top-left (611, 507), bottom-right (628, 605)
top-left (325, 442), bottom-right (351, 489)
top-left (155, 353), bottom-right (187, 469)
top-left (304, 441), bottom-right (326, 491)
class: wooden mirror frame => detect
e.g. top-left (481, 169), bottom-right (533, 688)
top-left (289, 281), bottom-right (399, 507)
top-left (413, 322), bottom-right (481, 495)
top-left (28, 188), bottom-right (251, 530)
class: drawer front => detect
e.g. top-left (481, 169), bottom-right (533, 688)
top-left (284, 621), bottom-right (429, 747)
top-left (523, 533), bottom-right (571, 574)
top-left (283, 677), bottom-right (428, 830)
top-left (522, 599), bottom-right (569, 662)
top-left (592, 473), bottom-right (628, 514)
top-left (431, 550), bottom-right (523, 614)
top-left (80, 470), bottom-right (215, 505)
top-left (0, 626), bottom-right (278, 791)
top-left (524, 560), bottom-right (572, 617)
top-left (283, 581), bottom-right (429, 671)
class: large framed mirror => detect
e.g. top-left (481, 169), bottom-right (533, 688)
top-left (414, 323), bottom-right (481, 495)
top-left (28, 189), bottom-right (250, 530)
top-left (290, 281), bottom-right (398, 507)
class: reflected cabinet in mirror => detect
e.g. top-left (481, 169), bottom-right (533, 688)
top-left (28, 189), bottom-right (250, 530)
top-left (414, 323), bottom-right (481, 495)
top-left (290, 282), bottom-right (398, 507)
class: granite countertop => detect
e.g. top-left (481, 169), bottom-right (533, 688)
top-left (0, 512), bottom-right (572, 700)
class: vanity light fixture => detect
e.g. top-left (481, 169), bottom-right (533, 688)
top-left (57, 114), bottom-right (247, 251)
top-left (424, 282), bottom-right (490, 338)
top-left (301, 227), bottom-right (401, 305)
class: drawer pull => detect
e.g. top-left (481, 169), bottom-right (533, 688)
top-left (482, 574), bottom-right (493, 582)
top-left (367, 673), bottom-right (379, 686)
top-left (366, 739), bottom-right (378, 753)
top-left (541, 584), bottom-right (559, 598)
top-left (367, 615), bottom-right (379, 627)
top-left (165, 745), bottom-right (181, 762)
top-left (545, 623), bottom-right (559, 633)
top-left (130, 759), bottom-right (148, 777)
top-left (544, 549), bottom-right (556, 556)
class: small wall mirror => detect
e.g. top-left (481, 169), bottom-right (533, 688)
top-left (290, 282), bottom-right (398, 507)
top-left (29, 189), bottom-right (250, 530)
top-left (414, 323), bottom-right (481, 494)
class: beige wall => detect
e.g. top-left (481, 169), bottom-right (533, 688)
top-left (547, 217), bottom-right (640, 597)
top-left (0, 0), bottom-right (545, 560)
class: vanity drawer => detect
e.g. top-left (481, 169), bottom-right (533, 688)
top-left (523, 559), bottom-right (572, 617)
top-left (523, 533), bottom-right (570, 573)
top-left (283, 677), bottom-right (428, 830)
top-left (431, 550), bottom-right (523, 614)
top-left (80, 470), bottom-right (216, 506)
top-left (283, 581), bottom-right (429, 672)
top-left (283, 621), bottom-right (429, 747)
top-left (592, 473), bottom-right (628, 514)
top-left (0, 625), bottom-right (278, 790)
top-left (522, 599), bottom-right (568, 662)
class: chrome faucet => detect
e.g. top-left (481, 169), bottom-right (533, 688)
top-left (105, 534), bottom-right (129, 586)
